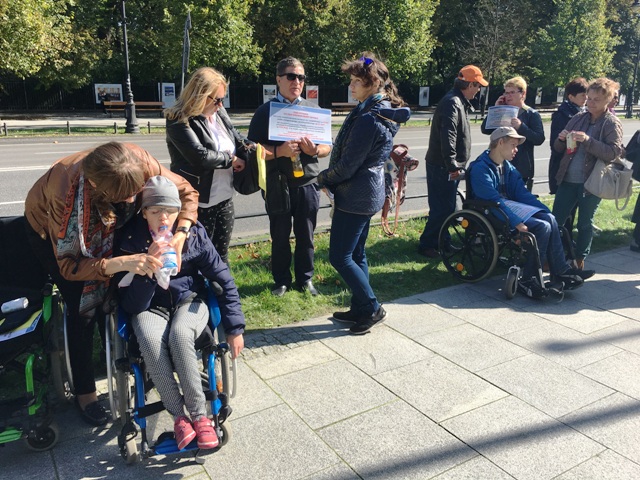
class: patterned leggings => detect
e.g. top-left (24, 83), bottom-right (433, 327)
top-left (198, 198), bottom-right (234, 264)
top-left (131, 298), bottom-right (209, 419)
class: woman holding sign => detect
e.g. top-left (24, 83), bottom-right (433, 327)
top-left (165, 67), bottom-right (253, 264)
top-left (317, 53), bottom-right (410, 335)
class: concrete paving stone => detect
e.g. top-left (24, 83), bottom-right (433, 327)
top-left (596, 295), bottom-right (640, 322)
top-left (318, 400), bottom-right (477, 480)
top-left (431, 456), bottom-right (515, 479)
top-left (319, 324), bottom-right (434, 375)
top-left (415, 323), bottom-right (529, 372)
top-left (588, 319), bottom-right (640, 355)
top-left (384, 300), bottom-right (467, 338)
top-left (504, 319), bottom-right (621, 370)
top-left (0, 444), bottom-right (57, 480)
top-left (52, 423), bottom-right (206, 479)
top-left (588, 252), bottom-right (640, 275)
top-left (206, 404), bottom-right (339, 480)
top-left (374, 355), bottom-right (508, 423)
top-left (448, 300), bottom-right (547, 337)
top-left (554, 449), bottom-right (640, 480)
top-left (477, 353), bottom-right (614, 418)
top-left (518, 298), bottom-right (628, 335)
top-left (560, 392), bottom-right (640, 465)
top-left (301, 462), bottom-right (361, 480)
top-left (230, 360), bottom-right (283, 420)
top-left (563, 280), bottom-right (637, 308)
top-left (413, 284), bottom-right (491, 309)
top-left (267, 358), bottom-right (397, 429)
top-left (441, 396), bottom-right (605, 480)
top-left (245, 341), bottom-right (340, 380)
top-left (578, 351), bottom-right (640, 400)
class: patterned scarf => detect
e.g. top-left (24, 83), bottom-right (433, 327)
top-left (328, 93), bottom-right (386, 169)
top-left (56, 172), bottom-right (115, 319)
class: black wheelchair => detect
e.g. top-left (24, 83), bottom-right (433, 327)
top-left (0, 216), bottom-right (72, 451)
top-left (104, 282), bottom-right (237, 464)
top-left (438, 195), bottom-right (577, 300)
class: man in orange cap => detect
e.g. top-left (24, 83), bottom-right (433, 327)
top-left (418, 65), bottom-right (488, 258)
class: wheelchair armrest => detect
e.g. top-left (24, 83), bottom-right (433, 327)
top-left (463, 198), bottom-right (501, 210)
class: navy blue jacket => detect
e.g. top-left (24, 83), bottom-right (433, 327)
top-left (469, 150), bottom-right (549, 229)
top-left (317, 100), bottom-right (410, 215)
top-left (115, 216), bottom-right (245, 336)
top-left (481, 105), bottom-right (545, 180)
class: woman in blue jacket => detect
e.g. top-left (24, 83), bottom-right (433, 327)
top-left (317, 53), bottom-right (410, 335)
top-left (115, 176), bottom-right (245, 451)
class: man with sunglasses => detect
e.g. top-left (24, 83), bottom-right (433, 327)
top-left (418, 65), bottom-right (488, 258)
top-left (481, 76), bottom-right (545, 191)
top-left (248, 57), bottom-right (331, 297)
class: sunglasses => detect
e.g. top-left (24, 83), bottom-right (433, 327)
top-left (208, 95), bottom-right (225, 105)
top-left (278, 73), bottom-right (306, 82)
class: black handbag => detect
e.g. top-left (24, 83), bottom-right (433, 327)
top-left (625, 130), bottom-right (640, 182)
top-left (233, 144), bottom-right (261, 195)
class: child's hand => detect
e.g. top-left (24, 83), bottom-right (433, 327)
top-left (226, 333), bottom-right (244, 359)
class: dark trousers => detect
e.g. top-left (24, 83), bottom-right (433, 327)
top-left (24, 221), bottom-right (97, 396)
top-left (419, 163), bottom-right (459, 250)
top-left (268, 183), bottom-right (319, 287)
top-left (329, 209), bottom-right (379, 316)
top-left (198, 198), bottom-right (234, 264)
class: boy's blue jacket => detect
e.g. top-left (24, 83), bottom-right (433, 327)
top-left (114, 216), bottom-right (245, 336)
top-left (468, 150), bottom-right (549, 228)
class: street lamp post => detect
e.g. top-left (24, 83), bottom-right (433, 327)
top-left (627, 0), bottom-right (640, 119)
top-left (120, 0), bottom-right (140, 133)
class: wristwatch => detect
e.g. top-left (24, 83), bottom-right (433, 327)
top-left (175, 226), bottom-right (190, 237)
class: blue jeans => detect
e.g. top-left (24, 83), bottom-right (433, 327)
top-left (329, 209), bottom-right (379, 316)
top-left (419, 163), bottom-right (459, 249)
top-left (552, 182), bottom-right (601, 260)
top-left (523, 211), bottom-right (568, 278)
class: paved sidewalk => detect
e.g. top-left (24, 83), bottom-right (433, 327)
top-left (4, 247), bottom-right (640, 479)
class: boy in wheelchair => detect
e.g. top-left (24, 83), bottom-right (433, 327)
top-left (114, 176), bottom-right (245, 450)
top-left (468, 127), bottom-right (595, 296)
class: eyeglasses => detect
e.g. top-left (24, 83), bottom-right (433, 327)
top-left (145, 207), bottom-right (180, 216)
top-left (504, 90), bottom-right (523, 96)
top-left (278, 73), bottom-right (306, 82)
top-left (207, 95), bottom-right (225, 106)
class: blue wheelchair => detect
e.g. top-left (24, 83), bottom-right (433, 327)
top-left (105, 283), bottom-right (237, 464)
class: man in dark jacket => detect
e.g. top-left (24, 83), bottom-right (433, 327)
top-left (418, 65), bottom-right (487, 258)
top-left (481, 76), bottom-right (545, 191)
top-left (248, 57), bottom-right (331, 297)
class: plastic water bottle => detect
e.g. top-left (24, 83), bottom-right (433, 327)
top-left (1, 297), bottom-right (28, 314)
top-left (156, 225), bottom-right (178, 276)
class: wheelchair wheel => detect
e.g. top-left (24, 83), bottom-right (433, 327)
top-left (505, 266), bottom-right (519, 300)
top-left (106, 313), bottom-right (131, 423)
top-left (213, 324), bottom-right (233, 398)
top-left (439, 209), bottom-right (499, 282)
top-left (24, 422), bottom-right (59, 452)
top-left (50, 299), bottom-right (73, 403)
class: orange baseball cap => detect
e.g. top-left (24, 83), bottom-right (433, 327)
top-left (458, 65), bottom-right (489, 86)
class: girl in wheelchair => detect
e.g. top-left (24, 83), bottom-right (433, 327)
top-left (469, 127), bottom-right (595, 295)
top-left (114, 176), bottom-right (245, 450)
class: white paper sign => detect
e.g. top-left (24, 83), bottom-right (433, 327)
top-left (94, 83), bottom-right (123, 103)
top-left (535, 87), bottom-right (543, 105)
top-left (306, 85), bottom-right (319, 105)
top-left (419, 87), bottom-right (430, 107)
top-left (268, 103), bottom-right (332, 145)
top-left (263, 85), bottom-right (277, 104)
top-left (160, 83), bottom-right (176, 108)
top-left (485, 106), bottom-right (519, 129)
top-left (556, 87), bottom-right (564, 104)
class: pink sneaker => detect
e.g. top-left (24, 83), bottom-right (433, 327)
top-left (193, 416), bottom-right (219, 449)
top-left (174, 416), bottom-right (196, 450)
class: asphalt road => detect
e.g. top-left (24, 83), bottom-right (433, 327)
top-left (1, 120), bottom-right (638, 241)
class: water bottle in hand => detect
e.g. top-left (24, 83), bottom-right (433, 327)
top-left (155, 225), bottom-right (178, 276)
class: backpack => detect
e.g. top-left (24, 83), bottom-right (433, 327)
top-left (381, 144), bottom-right (419, 236)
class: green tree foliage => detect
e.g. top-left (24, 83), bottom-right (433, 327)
top-left (348, 0), bottom-right (438, 84)
top-left (532, 0), bottom-right (618, 86)
top-left (0, 0), bottom-right (75, 79)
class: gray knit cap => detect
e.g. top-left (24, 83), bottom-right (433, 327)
top-left (141, 176), bottom-right (181, 210)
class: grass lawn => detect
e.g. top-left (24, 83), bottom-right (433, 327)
top-left (230, 190), bottom-right (639, 332)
